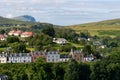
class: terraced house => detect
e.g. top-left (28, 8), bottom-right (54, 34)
top-left (0, 74), bottom-right (8, 80)
top-left (0, 53), bottom-right (7, 63)
top-left (7, 53), bottom-right (32, 63)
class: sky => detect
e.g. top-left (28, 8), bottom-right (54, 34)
top-left (0, 0), bottom-right (120, 25)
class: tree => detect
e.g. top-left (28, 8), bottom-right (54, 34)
top-left (27, 33), bottom-right (52, 51)
top-left (90, 52), bottom-right (120, 80)
top-left (55, 28), bottom-right (78, 42)
top-left (52, 64), bottom-right (65, 80)
top-left (78, 63), bottom-right (91, 80)
top-left (10, 42), bottom-right (27, 53)
top-left (64, 59), bottom-right (79, 80)
top-left (83, 45), bottom-right (93, 55)
top-left (7, 36), bottom-right (19, 43)
top-left (0, 29), bottom-right (5, 34)
top-left (42, 25), bottom-right (55, 37)
top-left (79, 31), bottom-right (90, 39)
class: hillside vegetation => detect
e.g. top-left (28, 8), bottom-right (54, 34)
top-left (0, 16), bottom-right (34, 25)
top-left (0, 16), bottom-right (56, 31)
top-left (67, 19), bottom-right (120, 36)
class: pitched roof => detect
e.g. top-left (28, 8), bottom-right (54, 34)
top-left (8, 53), bottom-right (31, 57)
top-left (0, 34), bottom-right (5, 38)
top-left (21, 31), bottom-right (34, 36)
top-left (15, 30), bottom-right (23, 34)
top-left (8, 30), bottom-right (16, 34)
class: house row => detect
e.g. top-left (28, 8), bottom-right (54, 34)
top-left (8, 30), bottom-right (34, 37)
top-left (0, 53), bottom-right (31, 63)
top-left (0, 30), bottom-right (34, 41)
top-left (0, 74), bottom-right (8, 80)
top-left (0, 50), bottom-right (94, 63)
top-left (0, 51), bottom-right (62, 63)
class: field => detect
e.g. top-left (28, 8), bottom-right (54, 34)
top-left (66, 19), bottom-right (120, 37)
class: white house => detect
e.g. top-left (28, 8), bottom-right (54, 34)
top-left (0, 53), bottom-right (7, 63)
top-left (0, 74), bottom-right (8, 80)
top-left (84, 54), bottom-right (94, 62)
top-left (53, 38), bottom-right (67, 44)
top-left (0, 34), bottom-right (6, 41)
top-left (8, 30), bottom-right (16, 36)
top-left (7, 53), bottom-right (32, 63)
top-left (13, 30), bottom-right (23, 36)
top-left (46, 51), bottom-right (60, 62)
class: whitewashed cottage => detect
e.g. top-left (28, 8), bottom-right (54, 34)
top-left (46, 51), bottom-right (60, 62)
top-left (7, 53), bottom-right (32, 63)
top-left (0, 53), bottom-right (7, 63)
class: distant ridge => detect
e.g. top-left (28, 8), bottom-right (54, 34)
top-left (12, 15), bottom-right (36, 22)
top-left (67, 18), bottom-right (120, 32)
top-left (68, 18), bottom-right (120, 27)
top-left (0, 16), bottom-right (35, 25)
top-left (0, 16), bottom-right (56, 31)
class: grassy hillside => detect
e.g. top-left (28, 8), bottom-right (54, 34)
top-left (67, 19), bottom-right (120, 37)
top-left (0, 16), bottom-right (35, 25)
top-left (0, 16), bottom-right (56, 31)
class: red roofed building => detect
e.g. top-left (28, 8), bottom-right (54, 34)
top-left (14, 30), bottom-right (23, 36)
top-left (30, 51), bottom-right (46, 62)
top-left (8, 30), bottom-right (16, 36)
top-left (0, 34), bottom-right (6, 41)
top-left (70, 49), bottom-right (84, 62)
top-left (21, 31), bottom-right (34, 37)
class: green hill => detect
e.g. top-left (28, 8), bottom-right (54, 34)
top-left (0, 16), bottom-right (55, 31)
top-left (12, 15), bottom-right (36, 22)
top-left (0, 16), bottom-right (34, 24)
top-left (67, 19), bottom-right (120, 37)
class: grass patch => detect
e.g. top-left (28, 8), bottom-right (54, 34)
top-left (98, 30), bottom-right (120, 37)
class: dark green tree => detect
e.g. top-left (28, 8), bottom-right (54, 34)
top-left (7, 36), bottom-right (19, 43)
top-left (90, 52), bottom-right (120, 80)
top-left (0, 29), bottom-right (5, 34)
top-left (42, 25), bottom-right (55, 37)
top-left (64, 59), bottom-right (79, 80)
top-left (10, 42), bottom-right (27, 53)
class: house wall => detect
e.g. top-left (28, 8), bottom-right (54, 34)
top-left (0, 38), bottom-right (5, 41)
top-left (31, 53), bottom-right (46, 62)
top-left (72, 53), bottom-right (84, 62)
top-left (21, 34), bottom-right (30, 37)
top-left (59, 58), bottom-right (70, 62)
top-left (0, 57), bottom-right (7, 63)
top-left (14, 33), bottom-right (20, 36)
top-left (0, 75), bottom-right (8, 80)
top-left (8, 56), bottom-right (31, 63)
top-left (46, 52), bottom-right (60, 62)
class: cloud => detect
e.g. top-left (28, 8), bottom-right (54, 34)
top-left (6, 14), bottom-right (13, 18)
top-left (0, 0), bottom-right (120, 25)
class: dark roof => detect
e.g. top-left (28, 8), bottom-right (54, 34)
top-left (0, 74), bottom-right (8, 78)
top-left (31, 51), bottom-right (46, 55)
top-left (60, 55), bottom-right (71, 58)
top-left (47, 51), bottom-right (59, 54)
top-left (7, 53), bottom-right (31, 57)
top-left (0, 53), bottom-right (7, 57)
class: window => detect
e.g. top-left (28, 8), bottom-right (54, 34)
top-left (48, 59), bottom-right (50, 61)
top-left (52, 59), bottom-right (54, 62)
